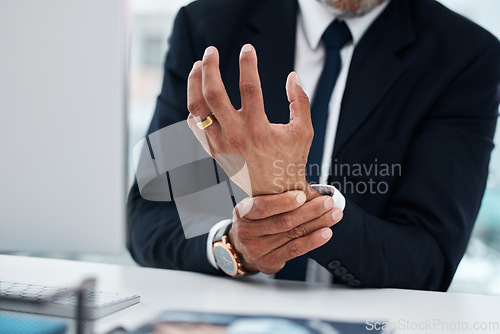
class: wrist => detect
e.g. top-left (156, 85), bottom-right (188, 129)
top-left (275, 176), bottom-right (320, 201)
top-left (303, 183), bottom-right (321, 202)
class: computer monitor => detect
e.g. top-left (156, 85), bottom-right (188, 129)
top-left (0, 0), bottom-right (128, 253)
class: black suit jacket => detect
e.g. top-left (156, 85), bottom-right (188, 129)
top-left (127, 0), bottom-right (500, 291)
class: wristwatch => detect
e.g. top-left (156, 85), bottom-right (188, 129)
top-left (212, 224), bottom-right (246, 277)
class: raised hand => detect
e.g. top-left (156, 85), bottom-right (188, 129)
top-left (187, 45), bottom-right (318, 200)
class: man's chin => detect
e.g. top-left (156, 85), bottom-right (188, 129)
top-left (317, 0), bottom-right (383, 19)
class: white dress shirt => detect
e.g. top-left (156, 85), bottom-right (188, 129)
top-left (206, 0), bottom-right (390, 283)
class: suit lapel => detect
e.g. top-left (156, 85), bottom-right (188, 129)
top-left (333, 0), bottom-right (416, 157)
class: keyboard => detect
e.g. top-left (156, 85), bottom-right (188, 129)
top-left (0, 281), bottom-right (140, 320)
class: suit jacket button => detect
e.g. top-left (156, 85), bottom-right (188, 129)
top-left (327, 260), bottom-right (341, 270)
top-left (334, 267), bottom-right (347, 276)
top-left (348, 279), bottom-right (361, 287)
top-left (341, 273), bottom-right (354, 282)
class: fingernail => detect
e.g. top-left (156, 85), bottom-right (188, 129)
top-left (241, 44), bottom-right (253, 53)
top-left (332, 209), bottom-right (343, 221)
top-left (296, 192), bottom-right (306, 205)
top-left (204, 46), bottom-right (215, 58)
top-left (321, 229), bottom-right (332, 240)
top-left (324, 197), bottom-right (334, 210)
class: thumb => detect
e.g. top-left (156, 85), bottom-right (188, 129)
top-left (286, 72), bottom-right (312, 131)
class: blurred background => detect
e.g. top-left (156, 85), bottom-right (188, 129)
top-left (15, 0), bottom-right (500, 295)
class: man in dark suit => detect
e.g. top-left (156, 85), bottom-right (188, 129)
top-left (127, 0), bottom-right (500, 291)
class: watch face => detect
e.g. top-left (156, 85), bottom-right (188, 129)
top-left (214, 245), bottom-right (237, 276)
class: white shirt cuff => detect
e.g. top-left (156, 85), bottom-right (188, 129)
top-left (311, 184), bottom-right (346, 211)
top-left (206, 219), bottom-right (233, 269)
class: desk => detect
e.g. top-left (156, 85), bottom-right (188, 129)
top-left (1, 254), bottom-right (500, 334)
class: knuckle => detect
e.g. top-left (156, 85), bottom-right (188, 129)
top-left (240, 81), bottom-right (259, 96)
top-left (252, 198), bottom-right (268, 218)
top-left (277, 214), bottom-right (294, 231)
top-left (287, 241), bottom-right (303, 258)
top-left (287, 225), bottom-right (306, 240)
top-left (203, 87), bottom-right (222, 103)
top-left (187, 100), bottom-right (201, 114)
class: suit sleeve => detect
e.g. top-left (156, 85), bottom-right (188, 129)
top-left (309, 42), bottom-right (500, 291)
top-left (126, 7), bottom-right (221, 275)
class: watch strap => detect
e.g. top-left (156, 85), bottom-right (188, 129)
top-left (214, 223), bottom-right (232, 243)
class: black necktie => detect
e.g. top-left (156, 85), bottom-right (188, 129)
top-left (307, 20), bottom-right (352, 184)
top-left (275, 20), bottom-right (352, 282)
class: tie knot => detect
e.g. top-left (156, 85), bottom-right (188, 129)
top-left (322, 20), bottom-right (352, 50)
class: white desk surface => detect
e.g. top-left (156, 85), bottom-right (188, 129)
top-left (1, 254), bottom-right (500, 334)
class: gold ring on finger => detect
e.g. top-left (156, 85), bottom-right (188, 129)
top-left (197, 113), bottom-right (217, 129)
